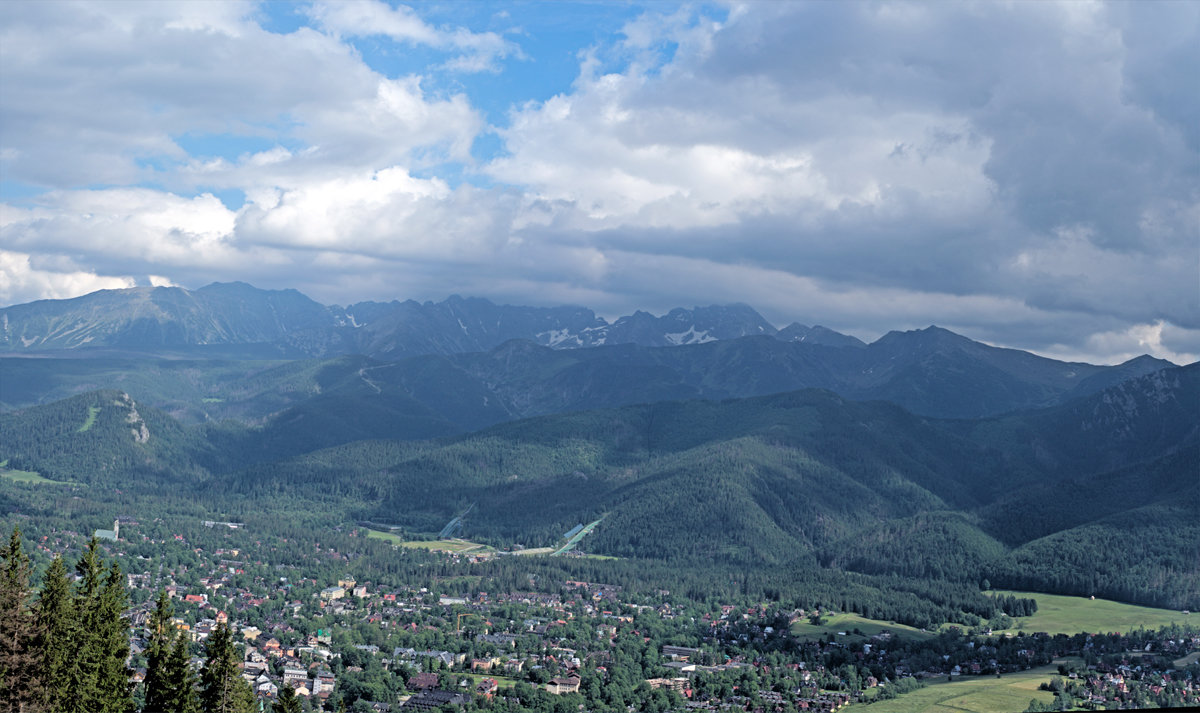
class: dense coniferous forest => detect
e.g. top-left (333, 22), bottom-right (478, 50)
top-left (2, 361), bottom-right (1196, 614)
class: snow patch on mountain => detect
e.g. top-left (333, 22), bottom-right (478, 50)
top-left (538, 328), bottom-right (582, 348)
top-left (665, 327), bottom-right (715, 345)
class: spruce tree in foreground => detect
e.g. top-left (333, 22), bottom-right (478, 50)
top-left (199, 620), bottom-right (255, 713)
top-left (94, 562), bottom-right (133, 712)
top-left (35, 555), bottom-right (76, 713)
top-left (57, 538), bottom-right (134, 713)
top-left (72, 537), bottom-right (106, 712)
top-left (272, 683), bottom-right (302, 713)
top-left (0, 526), bottom-right (39, 712)
top-left (164, 627), bottom-right (200, 713)
top-left (142, 589), bottom-right (175, 713)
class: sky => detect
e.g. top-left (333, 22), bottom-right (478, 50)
top-left (0, 1), bottom-right (1197, 365)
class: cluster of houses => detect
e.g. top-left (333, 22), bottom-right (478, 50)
top-left (25, 521), bottom-right (1196, 713)
top-left (1054, 639), bottom-right (1200, 710)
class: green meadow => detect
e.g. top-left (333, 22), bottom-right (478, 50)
top-left (388, 535), bottom-right (492, 554)
top-left (363, 528), bottom-right (406, 545)
top-left (0, 460), bottom-right (67, 485)
top-left (854, 592), bottom-right (1195, 713)
top-left (790, 612), bottom-right (933, 643)
top-left (993, 590), bottom-right (1193, 635)
top-left (0, 467), bottom-right (59, 484)
top-left (459, 672), bottom-right (519, 690)
top-left (77, 405), bottom-right (101, 432)
top-left (844, 664), bottom-right (1058, 713)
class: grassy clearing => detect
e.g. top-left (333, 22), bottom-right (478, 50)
top-left (459, 672), bottom-right (519, 690)
top-left (0, 467), bottom-right (58, 484)
top-left (510, 547), bottom-right (555, 556)
top-left (790, 612), bottom-right (933, 643)
top-left (1174, 651), bottom-right (1200, 668)
top-left (992, 590), bottom-right (1193, 635)
top-left (398, 538), bottom-right (492, 553)
top-left (509, 547), bottom-right (617, 560)
top-left (844, 664), bottom-right (1058, 713)
top-left (77, 405), bottom-right (101, 432)
top-left (364, 528), bottom-right (406, 545)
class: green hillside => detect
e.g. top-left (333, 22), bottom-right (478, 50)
top-left (820, 511), bottom-right (1007, 581)
top-left (988, 590), bottom-right (1195, 635)
top-left (2, 364), bottom-right (1196, 613)
top-left (0, 389), bottom-right (215, 485)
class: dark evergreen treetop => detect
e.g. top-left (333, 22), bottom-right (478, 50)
top-left (0, 526), bottom-right (38, 712)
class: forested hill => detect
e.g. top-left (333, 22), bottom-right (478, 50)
top-left (3, 363), bottom-right (1196, 609)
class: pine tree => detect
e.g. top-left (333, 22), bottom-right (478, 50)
top-left (93, 562), bottom-right (133, 712)
top-left (0, 526), bottom-right (39, 712)
top-left (232, 678), bottom-right (256, 713)
top-left (272, 684), bottom-right (301, 713)
top-left (164, 628), bottom-right (199, 713)
top-left (143, 590), bottom-right (175, 713)
top-left (34, 556), bottom-right (76, 713)
top-left (199, 621), bottom-right (254, 713)
top-left (59, 538), bottom-right (133, 713)
top-left (71, 537), bottom-right (106, 713)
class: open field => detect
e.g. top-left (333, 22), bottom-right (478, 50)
top-left (1174, 651), bottom-right (1200, 668)
top-left (0, 468), bottom-right (60, 484)
top-left (392, 536), bottom-right (492, 554)
top-left (460, 672), bottom-right (519, 690)
top-left (993, 590), bottom-right (1193, 635)
top-left (790, 612), bottom-right (933, 643)
top-left (77, 405), bottom-right (101, 432)
top-left (0, 460), bottom-right (69, 485)
top-left (363, 528), bottom-right (406, 544)
top-left (365, 528), bottom-right (491, 553)
top-left (510, 547), bottom-right (555, 556)
top-left (844, 664), bottom-right (1058, 713)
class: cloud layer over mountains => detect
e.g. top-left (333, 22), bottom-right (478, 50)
top-left (1, 1), bottom-right (1196, 364)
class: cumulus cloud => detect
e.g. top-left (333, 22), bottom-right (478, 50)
top-left (2, 190), bottom-right (237, 270)
top-left (485, 1), bottom-right (1198, 359)
top-left (0, 250), bottom-right (135, 306)
top-left (1040, 321), bottom-right (1200, 367)
top-left (0, 0), bottom-right (482, 190)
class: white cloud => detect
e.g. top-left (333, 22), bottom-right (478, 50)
top-left (0, 250), bottom-right (135, 306)
top-left (2, 190), bottom-right (236, 267)
top-left (1040, 322), bottom-right (1200, 366)
top-left (307, 0), bottom-right (519, 73)
top-left (482, 1), bottom-right (1198, 359)
top-left (0, 1), bottom-right (483, 191)
top-left (236, 166), bottom-right (454, 254)
top-left (488, 4), bottom-right (1000, 245)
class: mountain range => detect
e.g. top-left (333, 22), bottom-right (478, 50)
top-left (0, 281), bottom-right (844, 359)
top-left (0, 283), bottom-right (1177, 429)
top-left (2, 282), bottom-right (1196, 612)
